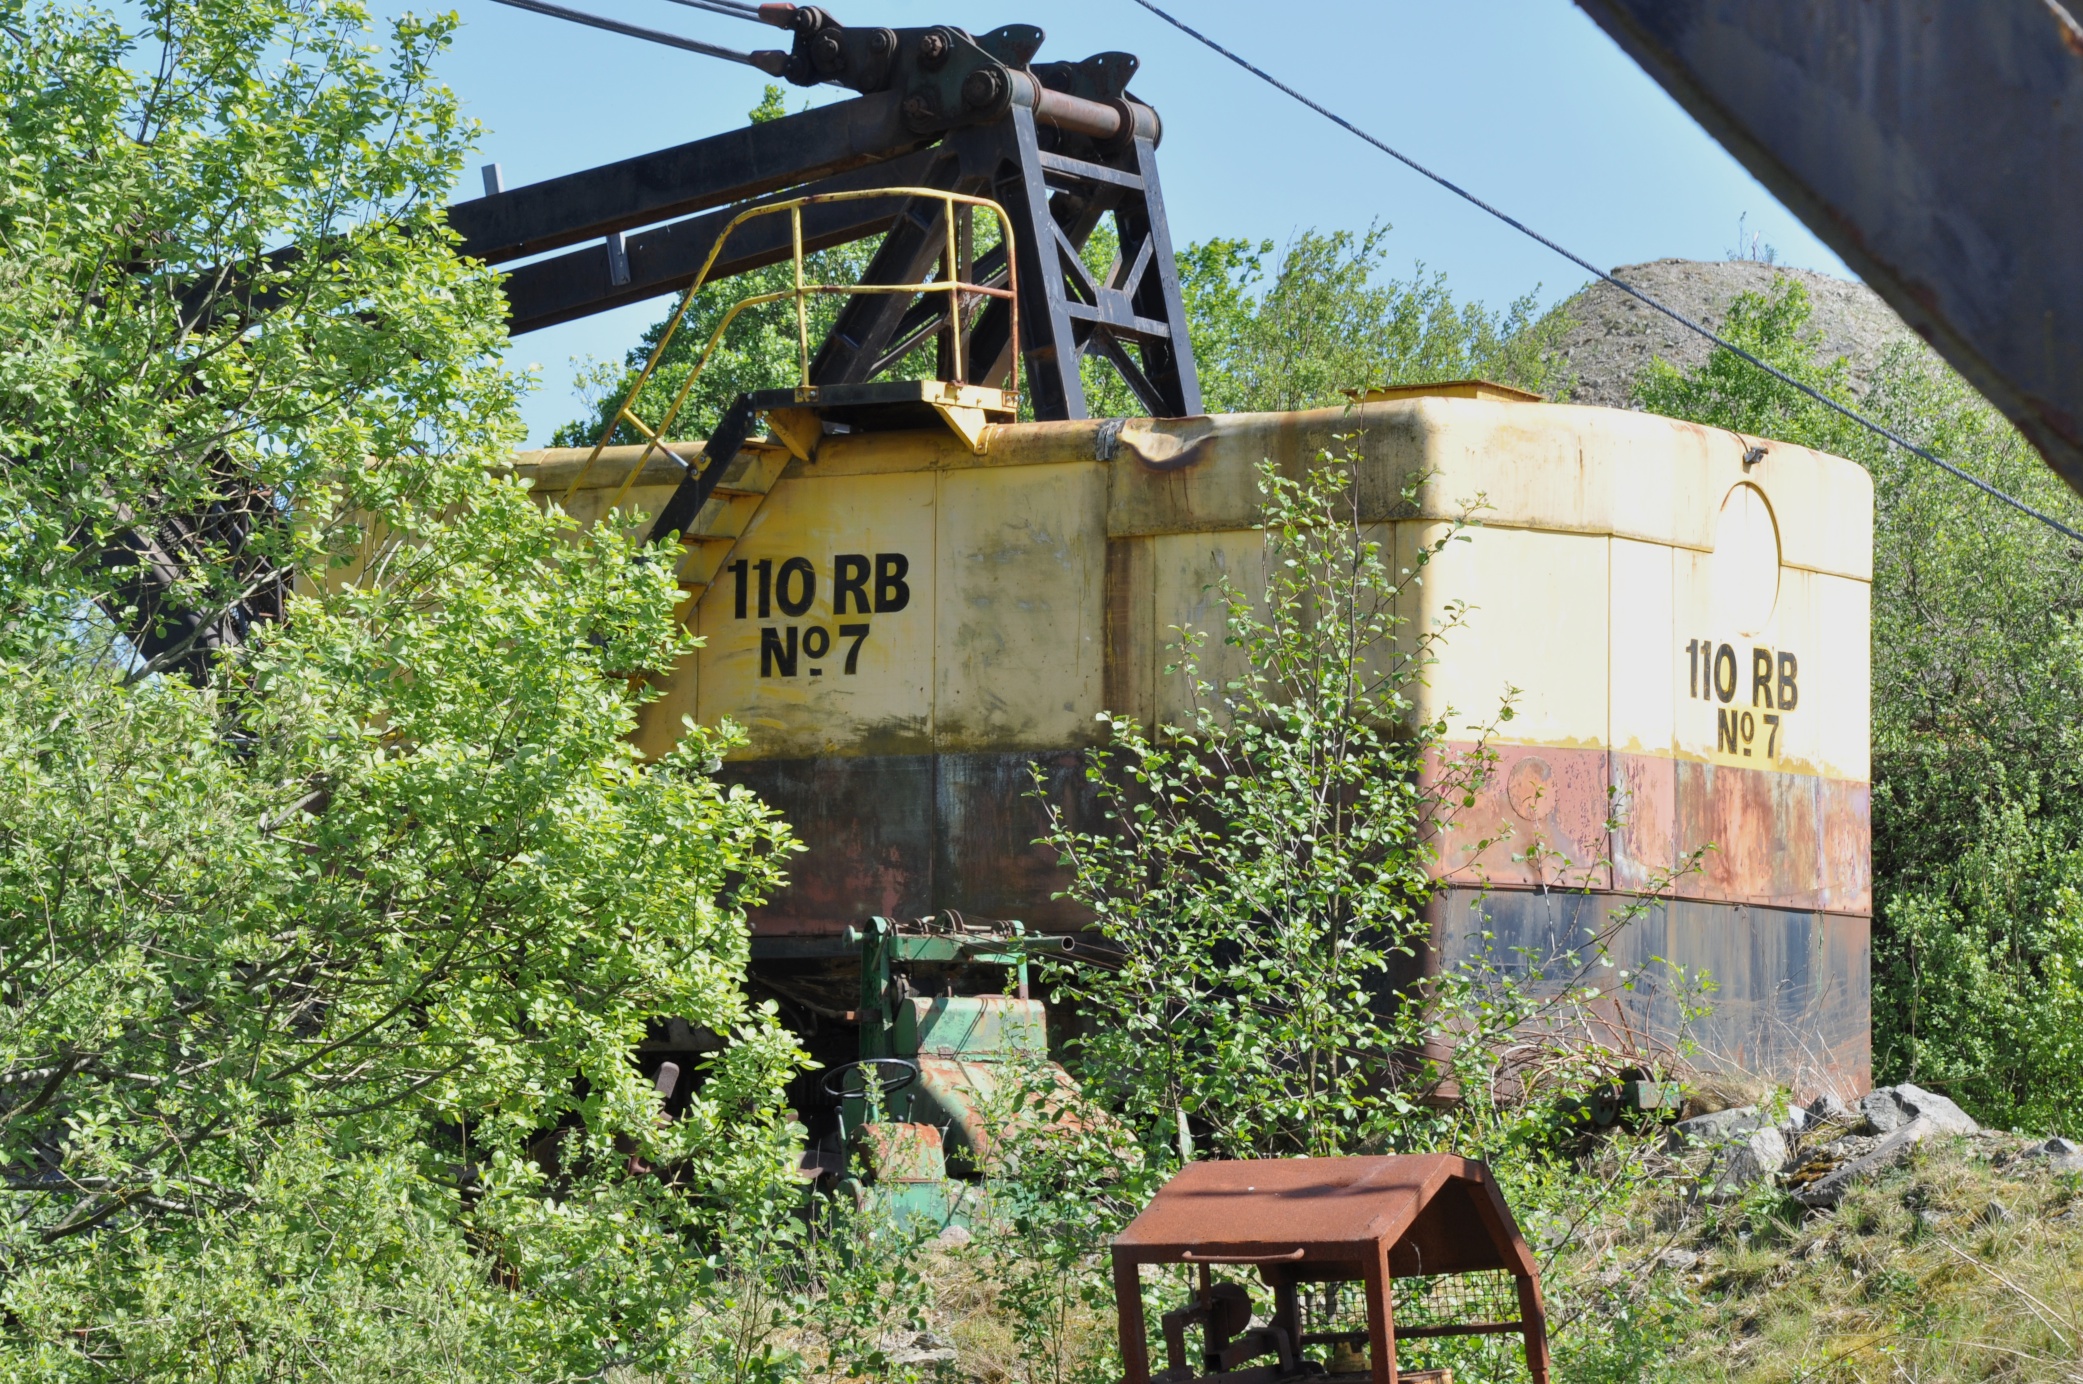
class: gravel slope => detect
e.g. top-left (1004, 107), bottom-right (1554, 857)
top-left (1552, 258), bottom-right (1918, 407)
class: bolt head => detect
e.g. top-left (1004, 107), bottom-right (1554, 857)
top-left (917, 29), bottom-right (950, 67)
top-left (961, 67), bottom-right (1006, 110)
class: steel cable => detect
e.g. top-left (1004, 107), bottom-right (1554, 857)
top-left (1124, 0), bottom-right (2083, 544)
top-left (654, 0), bottom-right (770, 23)
top-left (485, 0), bottom-right (764, 66)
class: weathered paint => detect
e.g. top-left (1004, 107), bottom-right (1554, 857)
top-left (511, 392), bottom-right (1874, 1095)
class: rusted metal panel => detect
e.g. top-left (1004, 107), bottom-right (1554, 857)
top-left (719, 750), bottom-right (1099, 933)
top-left (1111, 1156), bottom-right (1552, 1384)
top-left (1573, 0), bottom-right (2083, 496)
top-left (1427, 744), bottom-right (1614, 890)
top-left (893, 995), bottom-right (1048, 1058)
top-left (1432, 887), bottom-right (1871, 1099)
top-left (1669, 761), bottom-right (1870, 913)
top-left (855, 1121), bottom-right (947, 1183)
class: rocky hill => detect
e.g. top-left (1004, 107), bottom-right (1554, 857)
top-left (1552, 258), bottom-right (1919, 407)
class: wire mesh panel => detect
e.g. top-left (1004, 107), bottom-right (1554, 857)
top-left (1298, 1281), bottom-right (1370, 1344)
top-left (1391, 1270), bottom-right (1524, 1338)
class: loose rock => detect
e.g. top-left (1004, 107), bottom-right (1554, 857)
top-left (888, 1331), bottom-right (957, 1367)
top-left (2021, 1137), bottom-right (2083, 1174)
top-left (1806, 1092), bottom-right (1854, 1125)
top-left (1789, 1118), bottom-right (1939, 1208)
top-left (1858, 1084), bottom-right (1979, 1137)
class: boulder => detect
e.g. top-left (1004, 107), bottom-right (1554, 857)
top-left (1806, 1092), bottom-right (1855, 1125)
top-left (1893, 1084), bottom-right (1980, 1134)
top-left (1666, 1105), bottom-right (1765, 1152)
top-left (1859, 1084), bottom-right (1978, 1136)
top-left (1791, 1118), bottom-right (1935, 1207)
top-left (1858, 1090), bottom-right (1911, 1134)
top-left (1666, 1105), bottom-right (1788, 1200)
top-left (2022, 1137), bottom-right (2083, 1174)
top-left (1711, 1125), bottom-right (1790, 1201)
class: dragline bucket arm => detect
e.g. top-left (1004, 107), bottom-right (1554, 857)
top-left (1572, 0), bottom-right (2083, 499)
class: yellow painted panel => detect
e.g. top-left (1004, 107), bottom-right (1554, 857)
top-left (1149, 529), bottom-right (1269, 729)
top-left (1611, 536), bottom-right (1677, 758)
top-left (1667, 539), bottom-right (1866, 780)
top-left (933, 463), bottom-right (1108, 751)
top-left (508, 395), bottom-right (1872, 787)
top-left (1802, 572), bottom-right (1873, 782)
top-left (692, 471), bottom-right (937, 759)
top-left (1408, 524), bottom-right (1611, 748)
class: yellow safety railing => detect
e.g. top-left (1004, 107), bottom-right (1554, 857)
top-left (562, 188), bottom-right (1021, 515)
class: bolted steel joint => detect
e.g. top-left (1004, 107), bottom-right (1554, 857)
top-left (901, 91), bottom-right (940, 129)
top-left (961, 66), bottom-right (1008, 112)
top-left (812, 29), bottom-right (844, 72)
top-left (917, 28), bottom-right (952, 70)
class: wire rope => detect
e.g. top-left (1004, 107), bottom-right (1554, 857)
top-left (1123, 0), bottom-right (2083, 544)
top-left (654, 0), bottom-right (770, 23)
top-left (485, 0), bottom-right (763, 66)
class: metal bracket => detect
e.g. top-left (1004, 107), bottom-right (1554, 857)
top-left (764, 407), bottom-right (824, 462)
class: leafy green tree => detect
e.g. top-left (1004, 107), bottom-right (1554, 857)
top-left (1637, 277), bottom-right (2083, 1133)
top-left (0, 1), bottom-right (811, 1376)
top-left (1087, 226), bottom-right (1574, 417)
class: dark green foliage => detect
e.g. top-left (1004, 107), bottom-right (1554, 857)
top-left (0, 5), bottom-right (815, 1376)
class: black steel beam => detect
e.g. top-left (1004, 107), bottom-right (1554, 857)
top-left (1573, 0), bottom-right (2083, 496)
top-left (500, 149), bottom-right (942, 334)
top-left (447, 90), bottom-right (925, 264)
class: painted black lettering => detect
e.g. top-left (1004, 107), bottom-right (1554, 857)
top-left (1764, 712), bottom-right (1782, 757)
top-left (1777, 651), bottom-right (1800, 711)
top-left (1687, 638), bottom-right (1699, 699)
top-left (833, 553), bottom-right (871, 615)
top-left (776, 557), bottom-right (815, 617)
top-left (1713, 643), bottom-right (1737, 703)
top-left (875, 553), bottom-right (911, 612)
top-left (754, 558), bottom-right (772, 619)
top-left (1752, 647), bottom-right (1775, 708)
top-left (802, 625), bottom-right (831, 660)
top-left (839, 623), bottom-right (869, 674)
top-left (1717, 707), bottom-right (1741, 753)
top-left (1740, 710), bottom-right (1755, 755)
top-left (730, 559), bottom-right (749, 620)
top-left (759, 625), bottom-right (798, 678)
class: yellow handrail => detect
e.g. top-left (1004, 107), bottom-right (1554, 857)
top-left (561, 188), bottom-right (1021, 515)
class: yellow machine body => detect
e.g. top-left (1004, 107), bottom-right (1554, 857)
top-left (511, 389), bottom-right (1873, 1095)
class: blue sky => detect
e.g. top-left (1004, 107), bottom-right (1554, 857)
top-left (416, 0), bottom-right (1853, 445)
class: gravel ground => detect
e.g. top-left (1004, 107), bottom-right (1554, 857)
top-left (1552, 258), bottom-right (1920, 407)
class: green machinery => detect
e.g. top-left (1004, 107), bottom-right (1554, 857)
top-left (814, 914), bottom-right (1078, 1228)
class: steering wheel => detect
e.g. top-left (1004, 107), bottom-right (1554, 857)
top-left (820, 1056), bottom-right (920, 1100)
